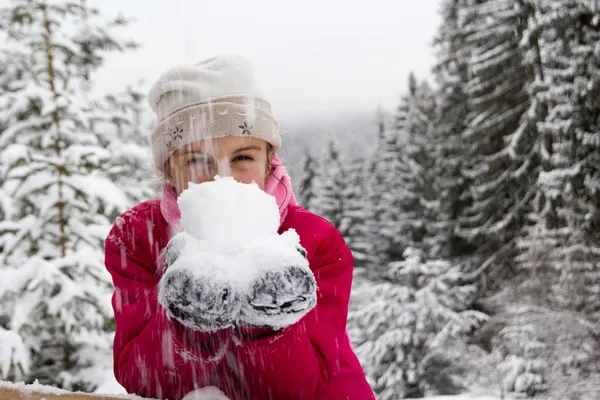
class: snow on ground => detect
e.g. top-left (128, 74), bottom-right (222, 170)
top-left (92, 374), bottom-right (127, 395)
top-left (0, 379), bottom-right (145, 399)
top-left (423, 395), bottom-right (504, 400)
top-left (0, 380), bottom-right (71, 395)
top-left (0, 380), bottom-right (230, 399)
top-left (2, 379), bottom-right (506, 400)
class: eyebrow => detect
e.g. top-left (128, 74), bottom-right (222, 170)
top-left (180, 146), bottom-right (263, 157)
top-left (233, 145), bottom-right (263, 154)
top-left (181, 150), bottom-right (209, 157)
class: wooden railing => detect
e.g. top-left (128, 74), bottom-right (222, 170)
top-left (0, 381), bottom-right (146, 400)
top-left (0, 382), bottom-right (230, 400)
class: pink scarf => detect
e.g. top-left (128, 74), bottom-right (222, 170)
top-left (160, 154), bottom-right (297, 233)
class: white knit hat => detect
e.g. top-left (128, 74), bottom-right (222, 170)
top-left (148, 55), bottom-right (281, 172)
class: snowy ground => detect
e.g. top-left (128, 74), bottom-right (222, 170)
top-left (92, 370), bottom-right (514, 400)
top-left (1, 379), bottom-right (508, 400)
top-left (424, 396), bottom-right (503, 400)
top-left (93, 375), bottom-right (127, 395)
top-left (93, 375), bottom-right (507, 400)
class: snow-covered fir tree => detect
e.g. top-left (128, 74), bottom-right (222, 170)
top-left (472, 303), bottom-right (600, 397)
top-left (0, 0), bottom-right (137, 390)
top-left (297, 149), bottom-right (317, 209)
top-left (367, 116), bottom-right (407, 278)
top-left (0, 51), bottom-right (25, 225)
top-left (530, 0), bottom-right (600, 319)
top-left (474, 1), bottom-right (600, 396)
top-left (348, 1), bottom-right (600, 398)
top-left (398, 74), bottom-right (438, 257)
top-left (457, 0), bottom-right (534, 277)
top-left (430, 0), bottom-right (473, 260)
top-left (94, 82), bottom-right (155, 207)
top-left (339, 156), bottom-right (371, 268)
top-left (351, 114), bottom-right (389, 274)
top-left (348, 248), bottom-right (489, 399)
top-left (375, 73), bottom-right (437, 269)
top-left (310, 138), bottom-right (346, 230)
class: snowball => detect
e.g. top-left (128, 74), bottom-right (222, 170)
top-left (175, 177), bottom-right (308, 284)
top-left (178, 176), bottom-right (280, 250)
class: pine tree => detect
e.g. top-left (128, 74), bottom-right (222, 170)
top-left (473, 304), bottom-right (600, 397)
top-left (356, 113), bottom-right (391, 276)
top-left (430, 0), bottom-right (474, 260)
top-left (549, 1), bottom-right (600, 320)
top-left (457, 0), bottom-right (534, 276)
top-left (95, 82), bottom-right (155, 207)
top-left (478, 2), bottom-right (600, 395)
top-left (348, 249), bottom-right (488, 399)
top-left (310, 138), bottom-right (346, 231)
top-left (520, 0), bottom-right (600, 318)
top-left (400, 75), bottom-right (438, 256)
top-left (340, 156), bottom-right (371, 268)
top-left (368, 116), bottom-right (406, 278)
top-left (376, 73), bottom-right (437, 271)
top-left (0, 50), bottom-right (25, 225)
top-left (297, 149), bottom-right (317, 210)
top-left (0, 0), bottom-right (136, 390)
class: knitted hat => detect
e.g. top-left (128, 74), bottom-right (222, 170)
top-left (148, 55), bottom-right (281, 172)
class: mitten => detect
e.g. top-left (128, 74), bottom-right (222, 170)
top-left (238, 230), bottom-right (317, 330)
top-left (158, 232), bottom-right (242, 332)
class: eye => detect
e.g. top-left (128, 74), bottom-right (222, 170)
top-left (188, 156), bottom-right (213, 166)
top-left (233, 154), bottom-right (254, 163)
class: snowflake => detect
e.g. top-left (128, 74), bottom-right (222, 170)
top-left (239, 121), bottom-right (252, 135)
top-left (165, 125), bottom-right (184, 150)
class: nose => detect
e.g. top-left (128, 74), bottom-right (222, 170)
top-left (216, 158), bottom-right (232, 178)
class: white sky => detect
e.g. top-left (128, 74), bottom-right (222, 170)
top-left (92, 0), bottom-right (442, 121)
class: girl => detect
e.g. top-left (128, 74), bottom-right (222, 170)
top-left (104, 55), bottom-right (375, 400)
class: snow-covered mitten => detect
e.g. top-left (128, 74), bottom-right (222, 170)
top-left (161, 177), bottom-right (317, 332)
top-left (239, 229), bottom-right (317, 330)
top-left (163, 230), bottom-right (188, 271)
top-left (158, 232), bottom-right (242, 332)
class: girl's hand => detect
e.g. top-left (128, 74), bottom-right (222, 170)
top-left (238, 236), bottom-right (317, 330)
top-left (158, 233), bottom-right (242, 332)
top-left (240, 265), bottom-right (317, 329)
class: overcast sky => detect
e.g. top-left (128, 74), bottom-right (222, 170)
top-left (92, 0), bottom-right (442, 122)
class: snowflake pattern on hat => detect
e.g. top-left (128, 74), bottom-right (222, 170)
top-left (239, 121), bottom-right (252, 135)
top-left (165, 125), bottom-right (184, 151)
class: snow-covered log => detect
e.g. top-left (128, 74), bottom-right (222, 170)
top-left (0, 381), bottom-right (231, 400)
top-left (0, 381), bottom-right (148, 400)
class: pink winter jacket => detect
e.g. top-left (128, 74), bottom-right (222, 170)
top-left (104, 199), bottom-right (375, 400)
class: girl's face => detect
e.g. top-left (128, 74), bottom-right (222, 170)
top-left (166, 136), bottom-right (271, 197)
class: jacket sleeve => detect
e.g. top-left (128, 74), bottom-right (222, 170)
top-left (229, 222), bottom-right (356, 399)
top-left (104, 209), bottom-right (230, 400)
